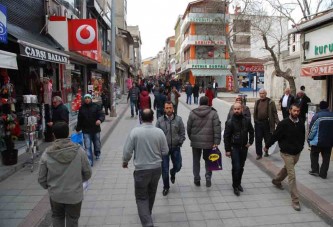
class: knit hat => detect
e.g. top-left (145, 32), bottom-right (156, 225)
top-left (319, 101), bottom-right (329, 110)
top-left (84, 94), bottom-right (92, 99)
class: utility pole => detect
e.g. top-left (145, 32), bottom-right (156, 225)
top-left (110, 0), bottom-right (117, 117)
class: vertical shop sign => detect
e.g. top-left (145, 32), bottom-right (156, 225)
top-left (0, 4), bottom-right (7, 44)
top-left (68, 19), bottom-right (98, 51)
top-left (226, 75), bottom-right (233, 91)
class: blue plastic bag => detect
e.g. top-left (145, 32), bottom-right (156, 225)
top-left (71, 132), bottom-right (83, 146)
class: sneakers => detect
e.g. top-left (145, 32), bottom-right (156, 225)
top-left (162, 189), bottom-right (169, 196)
top-left (233, 187), bottom-right (240, 196)
top-left (96, 155), bottom-right (100, 160)
top-left (308, 170), bottom-right (319, 177)
top-left (264, 152), bottom-right (269, 157)
top-left (206, 179), bottom-right (211, 187)
top-left (292, 202), bottom-right (301, 211)
top-left (170, 174), bottom-right (175, 184)
top-left (272, 179), bottom-right (284, 190)
top-left (256, 155), bottom-right (262, 160)
top-left (194, 181), bottom-right (201, 187)
top-left (238, 185), bottom-right (244, 192)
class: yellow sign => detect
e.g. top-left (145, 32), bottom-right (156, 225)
top-left (209, 154), bottom-right (220, 162)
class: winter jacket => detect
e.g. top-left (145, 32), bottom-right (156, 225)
top-left (187, 105), bottom-right (221, 149)
top-left (265, 118), bottom-right (305, 155)
top-left (205, 89), bottom-right (214, 106)
top-left (224, 114), bottom-right (254, 151)
top-left (76, 102), bottom-right (105, 134)
top-left (156, 114), bottom-right (186, 149)
top-left (308, 109), bottom-right (333, 147)
top-left (167, 90), bottom-right (181, 105)
top-left (227, 104), bottom-right (251, 121)
top-left (127, 86), bottom-right (140, 101)
top-left (123, 123), bottom-right (169, 170)
top-left (51, 103), bottom-right (69, 124)
top-left (154, 93), bottom-right (167, 110)
top-left (139, 91), bottom-right (151, 110)
top-left (254, 98), bottom-right (280, 133)
top-left (279, 94), bottom-right (295, 110)
top-left (185, 84), bottom-right (193, 95)
top-left (192, 84), bottom-right (200, 97)
top-left (295, 95), bottom-right (311, 120)
top-left (38, 138), bottom-right (92, 204)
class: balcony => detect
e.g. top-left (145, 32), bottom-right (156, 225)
top-left (180, 58), bottom-right (230, 72)
top-left (181, 13), bottom-right (229, 33)
top-left (181, 35), bottom-right (226, 51)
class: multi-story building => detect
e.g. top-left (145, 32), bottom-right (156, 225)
top-left (178, 0), bottom-right (229, 87)
top-left (128, 25), bottom-right (142, 80)
top-left (174, 15), bottom-right (183, 77)
top-left (165, 36), bottom-right (176, 77)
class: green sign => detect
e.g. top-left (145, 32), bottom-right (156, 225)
top-left (315, 43), bottom-right (333, 56)
top-left (191, 64), bottom-right (228, 69)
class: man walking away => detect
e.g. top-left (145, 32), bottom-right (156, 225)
top-left (76, 94), bottom-right (105, 166)
top-left (187, 96), bottom-right (221, 187)
top-left (127, 82), bottom-right (140, 118)
top-left (168, 86), bottom-right (181, 115)
top-left (224, 103), bottom-right (254, 196)
top-left (38, 122), bottom-right (92, 227)
top-left (193, 82), bottom-right (200, 104)
top-left (212, 79), bottom-right (218, 98)
top-left (156, 102), bottom-right (185, 196)
top-left (308, 101), bottom-right (333, 179)
top-left (154, 87), bottom-right (167, 119)
top-left (254, 88), bottom-right (279, 160)
top-left (279, 88), bottom-right (295, 119)
top-left (185, 82), bottom-right (193, 105)
top-left (123, 109), bottom-right (169, 227)
top-left (264, 104), bottom-right (305, 211)
top-left (138, 88), bottom-right (152, 123)
top-left (295, 90), bottom-right (311, 123)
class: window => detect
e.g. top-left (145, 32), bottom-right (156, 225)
top-left (233, 35), bottom-right (250, 45)
top-left (233, 20), bottom-right (251, 33)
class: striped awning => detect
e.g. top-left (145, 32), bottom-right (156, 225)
top-left (191, 69), bottom-right (230, 77)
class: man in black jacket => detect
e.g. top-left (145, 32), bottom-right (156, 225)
top-left (76, 94), bottom-right (105, 166)
top-left (48, 96), bottom-right (69, 126)
top-left (264, 104), bottom-right (305, 211)
top-left (224, 103), bottom-right (254, 196)
top-left (279, 88), bottom-right (295, 119)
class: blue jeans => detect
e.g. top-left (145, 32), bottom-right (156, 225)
top-left (231, 146), bottom-right (248, 188)
top-left (162, 147), bottom-right (182, 189)
top-left (186, 95), bottom-right (192, 104)
top-left (194, 96), bottom-right (198, 104)
top-left (156, 108), bottom-right (164, 120)
top-left (83, 132), bottom-right (101, 166)
top-left (130, 100), bottom-right (138, 117)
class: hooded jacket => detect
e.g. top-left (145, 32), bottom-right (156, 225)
top-left (139, 90), bottom-right (151, 110)
top-left (187, 105), bottom-right (221, 149)
top-left (38, 138), bottom-right (92, 204)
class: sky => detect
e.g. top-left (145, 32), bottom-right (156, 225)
top-left (127, 0), bottom-right (193, 60)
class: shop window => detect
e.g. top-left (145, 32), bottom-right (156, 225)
top-left (195, 46), bottom-right (224, 59)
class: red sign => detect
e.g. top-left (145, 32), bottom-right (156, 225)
top-left (76, 40), bottom-right (102, 63)
top-left (68, 19), bottom-right (98, 51)
top-left (301, 61), bottom-right (333, 77)
top-left (226, 75), bottom-right (233, 91)
top-left (238, 64), bottom-right (264, 72)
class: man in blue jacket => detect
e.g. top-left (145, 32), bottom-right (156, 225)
top-left (308, 101), bottom-right (333, 179)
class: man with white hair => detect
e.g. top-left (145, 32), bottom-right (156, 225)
top-left (295, 90), bottom-right (311, 123)
top-left (47, 96), bottom-right (69, 126)
top-left (279, 88), bottom-right (295, 119)
top-left (253, 89), bottom-right (279, 160)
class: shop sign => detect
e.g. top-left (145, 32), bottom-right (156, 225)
top-left (194, 40), bottom-right (225, 45)
top-left (189, 17), bottom-right (216, 23)
top-left (101, 52), bottom-right (111, 69)
top-left (238, 64), bottom-right (264, 72)
top-left (304, 24), bottom-right (333, 60)
top-left (0, 4), bottom-right (7, 44)
top-left (19, 43), bottom-right (69, 64)
top-left (226, 75), bottom-right (233, 91)
top-left (68, 19), bottom-right (98, 51)
top-left (301, 61), bottom-right (333, 77)
top-left (191, 64), bottom-right (228, 69)
top-left (76, 40), bottom-right (102, 63)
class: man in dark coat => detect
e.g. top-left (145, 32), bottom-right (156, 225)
top-left (224, 103), bottom-right (254, 196)
top-left (295, 90), bottom-right (311, 122)
top-left (76, 94), bottom-right (105, 166)
top-left (187, 96), bottom-right (221, 187)
top-left (279, 88), bottom-right (295, 119)
top-left (48, 96), bottom-right (69, 126)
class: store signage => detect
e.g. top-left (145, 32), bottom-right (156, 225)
top-left (194, 40), bottom-right (225, 45)
top-left (19, 43), bottom-right (68, 64)
top-left (304, 24), bottom-right (333, 60)
top-left (301, 60), bottom-right (333, 77)
top-left (0, 4), bottom-right (7, 44)
top-left (68, 19), bottom-right (98, 51)
top-left (191, 64), bottom-right (228, 69)
top-left (189, 17), bottom-right (218, 23)
top-left (238, 64), bottom-right (264, 72)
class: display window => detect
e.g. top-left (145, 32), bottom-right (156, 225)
top-left (88, 72), bottom-right (104, 100)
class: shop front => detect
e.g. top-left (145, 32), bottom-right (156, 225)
top-left (237, 64), bottom-right (264, 91)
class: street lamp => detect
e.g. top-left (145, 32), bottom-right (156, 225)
top-left (109, 0), bottom-right (117, 117)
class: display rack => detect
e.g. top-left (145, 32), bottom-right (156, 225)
top-left (22, 95), bottom-right (40, 172)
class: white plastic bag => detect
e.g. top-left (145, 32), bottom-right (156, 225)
top-left (268, 142), bottom-right (280, 155)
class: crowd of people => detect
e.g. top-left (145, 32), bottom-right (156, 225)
top-left (36, 79), bottom-right (333, 227)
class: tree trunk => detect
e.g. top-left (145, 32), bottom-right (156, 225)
top-left (229, 52), bottom-right (240, 93)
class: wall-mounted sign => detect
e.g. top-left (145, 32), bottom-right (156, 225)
top-left (0, 4), bottom-right (7, 44)
top-left (19, 42), bottom-right (69, 64)
top-left (191, 64), bottom-right (228, 69)
top-left (68, 19), bottom-right (98, 51)
top-left (304, 24), bottom-right (333, 61)
top-left (194, 40), bottom-right (225, 45)
top-left (189, 17), bottom-right (221, 23)
top-left (238, 64), bottom-right (264, 72)
top-left (301, 60), bottom-right (333, 77)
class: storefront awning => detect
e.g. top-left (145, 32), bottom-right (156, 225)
top-left (191, 69), bottom-right (230, 77)
top-left (8, 23), bottom-right (69, 64)
top-left (301, 59), bottom-right (333, 77)
top-left (0, 50), bottom-right (18, 70)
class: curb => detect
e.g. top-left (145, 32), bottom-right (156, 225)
top-left (21, 100), bottom-right (130, 227)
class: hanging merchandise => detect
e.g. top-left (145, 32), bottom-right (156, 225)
top-left (71, 87), bottom-right (82, 112)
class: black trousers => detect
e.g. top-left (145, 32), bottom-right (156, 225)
top-left (231, 146), bottom-right (248, 188)
top-left (50, 199), bottom-right (82, 227)
top-left (310, 146), bottom-right (332, 178)
top-left (255, 121), bottom-right (271, 156)
top-left (282, 107), bottom-right (289, 119)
